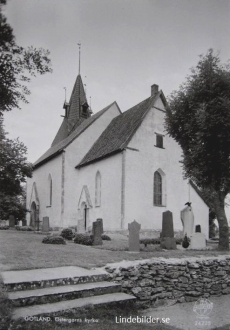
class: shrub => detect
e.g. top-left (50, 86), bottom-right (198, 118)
top-left (61, 228), bottom-right (74, 240)
top-left (0, 225), bottom-right (9, 230)
top-left (74, 233), bottom-right (93, 246)
top-left (42, 236), bottom-right (66, 245)
top-left (140, 238), bottom-right (160, 247)
top-left (101, 234), bottom-right (111, 241)
top-left (15, 225), bottom-right (33, 231)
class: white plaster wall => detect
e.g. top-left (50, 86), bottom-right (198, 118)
top-left (26, 154), bottom-right (62, 227)
top-left (190, 185), bottom-right (209, 238)
top-left (124, 96), bottom-right (209, 237)
top-left (61, 103), bottom-right (121, 226)
top-left (73, 153), bottom-right (122, 230)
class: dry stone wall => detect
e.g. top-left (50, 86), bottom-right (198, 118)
top-left (105, 256), bottom-right (230, 308)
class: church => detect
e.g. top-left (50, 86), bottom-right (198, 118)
top-left (26, 72), bottom-right (209, 238)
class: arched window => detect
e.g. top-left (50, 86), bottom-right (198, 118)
top-left (95, 171), bottom-right (101, 207)
top-left (154, 171), bottom-right (162, 206)
top-left (47, 174), bottom-right (52, 207)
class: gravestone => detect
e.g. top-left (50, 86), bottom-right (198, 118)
top-left (160, 211), bottom-right (176, 249)
top-left (5, 220), bottom-right (9, 226)
top-left (9, 215), bottom-right (15, 227)
top-left (92, 220), bottom-right (103, 245)
top-left (77, 219), bottom-right (85, 233)
top-left (195, 225), bottom-right (201, 233)
top-left (18, 220), bottom-right (22, 227)
top-left (128, 220), bottom-right (141, 252)
top-left (42, 217), bottom-right (49, 232)
top-left (181, 204), bottom-right (194, 238)
top-left (96, 218), bottom-right (103, 234)
top-left (190, 232), bottom-right (206, 249)
top-left (22, 219), bottom-right (27, 226)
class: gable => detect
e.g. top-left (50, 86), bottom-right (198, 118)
top-left (77, 92), bottom-right (167, 168)
top-left (34, 101), bottom-right (121, 169)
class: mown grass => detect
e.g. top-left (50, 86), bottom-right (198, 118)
top-left (0, 230), bottom-right (228, 272)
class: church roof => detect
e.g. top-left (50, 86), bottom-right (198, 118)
top-left (34, 102), bottom-right (117, 168)
top-left (51, 74), bottom-right (88, 147)
top-left (77, 92), bottom-right (163, 168)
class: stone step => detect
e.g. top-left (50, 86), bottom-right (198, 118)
top-left (12, 292), bottom-right (136, 319)
top-left (2, 266), bottom-right (109, 291)
top-left (9, 281), bottom-right (121, 307)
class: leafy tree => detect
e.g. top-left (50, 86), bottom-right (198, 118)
top-left (0, 118), bottom-right (32, 219)
top-left (0, 0), bottom-right (52, 114)
top-left (165, 49), bottom-right (230, 250)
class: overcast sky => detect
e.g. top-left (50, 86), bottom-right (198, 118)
top-left (3, 0), bottom-right (230, 163)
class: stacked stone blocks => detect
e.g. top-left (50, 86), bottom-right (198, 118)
top-left (105, 256), bottom-right (230, 308)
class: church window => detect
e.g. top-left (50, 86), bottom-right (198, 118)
top-left (154, 171), bottom-right (162, 206)
top-left (155, 133), bottom-right (164, 148)
top-left (95, 171), bottom-right (101, 207)
top-left (47, 174), bottom-right (52, 207)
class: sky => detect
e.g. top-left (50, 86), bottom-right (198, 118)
top-left (2, 0), bottom-right (230, 163)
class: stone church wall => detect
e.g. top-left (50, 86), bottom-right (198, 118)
top-left (124, 97), bottom-right (209, 238)
top-left (105, 256), bottom-right (230, 308)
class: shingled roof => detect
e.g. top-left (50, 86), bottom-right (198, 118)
top-left (34, 102), bottom-right (118, 168)
top-left (51, 74), bottom-right (89, 147)
top-left (77, 92), bottom-right (164, 168)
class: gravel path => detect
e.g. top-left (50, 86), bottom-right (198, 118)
top-left (142, 295), bottom-right (230, 330)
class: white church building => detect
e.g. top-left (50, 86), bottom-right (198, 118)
top-left (26, 73), bottom-right (210, 238)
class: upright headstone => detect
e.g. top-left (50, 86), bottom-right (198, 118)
top-left (9, 215), bottom-right (15, 227)
top-left (5, 220), bottom-right (9, 226)
top-left (42, 217), bottom-right (49, 232)
top-left (160, 211), bottom-right (177, 249)
top-left (18, 220), bottom-right (22, 227)
top-left (22, 219), bottom-right (27, 226)
top-left (128, 220), bottom-right (141, 252)
top-left (181, 204), bottom-right (194, 238)
top-left (190, 232), bottom-right (206, 249)
top-left (195, 225), bottom-right (201, 233)
top-left (96, 218), bottom-right (103, 234)
top-left (92, 220), bottom-right (103, 245)
top-left (77, 219), bottom-right (85, 233)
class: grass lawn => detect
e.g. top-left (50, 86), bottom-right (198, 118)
top-left (0, 230), bottom-right (228, 272)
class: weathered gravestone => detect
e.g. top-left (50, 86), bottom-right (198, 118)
top-left (42, 217), bottom-right (49, 232)
top-left (195, 225), bottom-right (201, 233)
top-left (92, 220), bottom-right (103, 245)
top-left (96, 218), bottom-right (103, 234)
top-left (18, 220), bottom-right (22, 227)
top-left (77, 219), bottom-right (85, 233)
top-left (160, 211), bottom-right (177, 249)
top-left (128, 220), bottom-right (141, 252)
top-left (9, 215), bottom-right (15, 227)
top-left (181, 204), bottom-right (194, 238)
top-left (190, 232), bottom-right (206, 249)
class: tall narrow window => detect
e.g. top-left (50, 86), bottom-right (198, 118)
top-left (95, 171), bottom-right (101, 207)
top-left (154, 171), bottom-right (162, 206)
top-left (155, 133), bottom-right (164, 148)
top-left (47, 174), bottom-right (52, 207)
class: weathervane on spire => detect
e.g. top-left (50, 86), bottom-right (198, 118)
top-left (78, 42), bottom-right (81, 75)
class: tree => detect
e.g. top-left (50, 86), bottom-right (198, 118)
top-left (165, 49), bottom-right (230, 250)
top-left (0, 1), bottom-right (52, 114)
top-left (0, 118), bottom-right (32, 219)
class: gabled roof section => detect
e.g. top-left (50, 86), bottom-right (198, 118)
top-left (34, 102), bottom-right (118, 169)
top-left (77, 92), bottom-right (165, 168)
top-left (51, 118), bottom-right (69, 147)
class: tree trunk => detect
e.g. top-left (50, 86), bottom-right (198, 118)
top-left (214, 196), bottom-right (229, 250)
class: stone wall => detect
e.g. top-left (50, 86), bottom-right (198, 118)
top-left (105, 256), bottom-right (230, 308)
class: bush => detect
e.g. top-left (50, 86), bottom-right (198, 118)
top-left (60, 228), bottom-right (74, 240)
top-left (0, 225), bottom-right (9, 230)
top-left (101, 234), bottom-right (111, 241)
top-left (42, 236), bottom-right (66, 245)
top-left (140, 238), bottom-right (160, 247)
top-left (74, 233), bottom-right (93, 246)
top-left (15, 225), bottom-right (33, 231)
